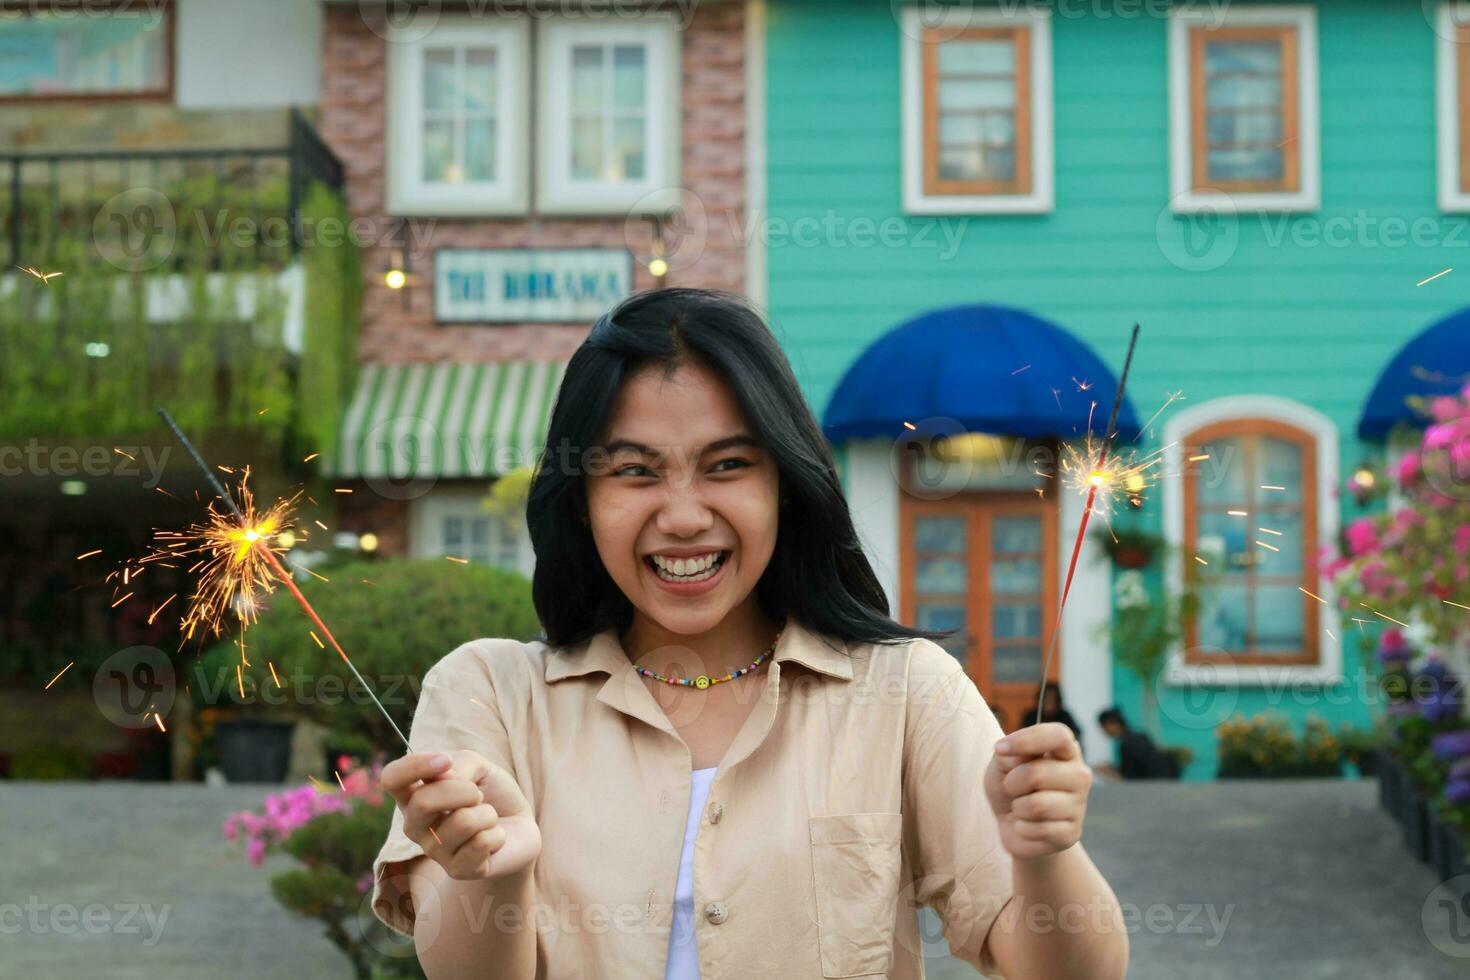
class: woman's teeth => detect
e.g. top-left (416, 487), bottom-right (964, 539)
top-left (650, 552), bottom-right (726, 582)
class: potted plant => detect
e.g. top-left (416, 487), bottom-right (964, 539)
top-left (1105, 569), bottom-right (1199, 738)
top-left (223, 758), bottom-right (426, 979)
top-left (1096, 526), bottom-right (1164, 570)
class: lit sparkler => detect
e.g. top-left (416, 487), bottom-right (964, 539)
top-left (150, 408), bottom-right (412, 750)
top-left (1034, 325), bottom-right (1142, 727)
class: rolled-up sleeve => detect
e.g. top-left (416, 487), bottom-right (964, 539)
top-left (902, 639), bottom-right (1016, 979)
top-left (371, 640), bottom-right (517, 937)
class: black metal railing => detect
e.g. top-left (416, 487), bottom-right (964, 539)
top-left (1, 108), bottom-right (345, 272)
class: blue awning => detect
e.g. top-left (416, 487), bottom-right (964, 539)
top-left (822, 304), bottom-right (1142, 443)
top-left (1359, 308), bottom-right (1470, 439)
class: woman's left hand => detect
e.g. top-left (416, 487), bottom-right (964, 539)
top-left (983, 722), bottom-right (1092, 860)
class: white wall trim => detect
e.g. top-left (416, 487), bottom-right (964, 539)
top-left (899, 6), bottom-right (1054, 215)
top-left (1161, 395), bottom-right (1343, 686)
top-left (1060, 478), bottom-right (1115, 767)
top-left (845, 439), bottom-right (902, 618)
top-left (1437, 3), bottom-right (1470, 211)
top-left (1167, 4), bottom-right (1320, 214)
top-left (744, 0), bottom-right (769, 308)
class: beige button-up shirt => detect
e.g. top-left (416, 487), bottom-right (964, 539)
top-left (373, 616), bottom-right (1016, 979)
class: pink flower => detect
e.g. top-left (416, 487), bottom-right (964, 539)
top-left (247, 837), bottom-right (267, 867)
top-left (1397, 452), bottom-right (1422, 485)
top-left (356, 872), bottom-right (374, 895)
top-left (1432, 396), bottom-right (1462, 422)
top-left (1426, 423), bottom-right (1456, 451)
top-left (1346, 518), bottom-right (1380, 557)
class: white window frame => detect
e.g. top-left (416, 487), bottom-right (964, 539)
top-left (899, 6), bottom-right (1054, 215)
top-left (1167, 4), bottom-right (1320, 214)
top-left (1437, 2), bottom-right (1470, 211)
top-left (386, 16), bottom-right (530, 216)
top-left (410, 485), bottom-right (532, 576)
top-left (536, 14), bottom-right (682, 215)
top-left (1161, 396), bottom-right (1342, 687)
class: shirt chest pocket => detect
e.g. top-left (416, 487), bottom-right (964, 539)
top-left (808, 812), bottom-right (904, 978)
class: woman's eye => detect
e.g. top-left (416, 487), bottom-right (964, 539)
top-left (615, 464), bottom-right (653, 477)
top-left (712, 458), bottom-right (750, 473)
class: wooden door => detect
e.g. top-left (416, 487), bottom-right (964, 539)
top-left (900, 493), bottom-right (1058, 733)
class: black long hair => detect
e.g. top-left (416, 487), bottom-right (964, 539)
top-left (525, 287), bottom-right (955, 651)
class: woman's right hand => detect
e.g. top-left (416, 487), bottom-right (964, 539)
top-left (382, 750), bottom-right (542, 881)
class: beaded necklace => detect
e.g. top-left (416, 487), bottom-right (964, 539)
top-left (633, 628), bottom-right (783, 690)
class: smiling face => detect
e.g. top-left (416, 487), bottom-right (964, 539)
top-left (584, 360), bottom-right (780, 638)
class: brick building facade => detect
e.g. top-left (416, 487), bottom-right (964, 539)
top-left (318, 0), bottom-right (753, 568)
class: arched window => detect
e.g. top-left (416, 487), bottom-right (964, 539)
top-left (1163, 396), bottom-right (1340, 682)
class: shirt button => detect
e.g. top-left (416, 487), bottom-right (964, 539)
top-left (708, 801), bottom-right (723, 824)
top-left (704, 901), bottom-right (728, 925)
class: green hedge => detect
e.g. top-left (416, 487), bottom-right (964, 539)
top-left (195, 558), bottom-right (541, 749)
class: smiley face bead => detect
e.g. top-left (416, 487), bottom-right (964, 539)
top-left (694, 675), bottom-right (711, 690)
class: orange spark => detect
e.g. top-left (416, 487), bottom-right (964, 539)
top-left (76, 549), bottom-right (102, 560)
top-left (1417, 267), bottom-right (1452, 286)
top-left (44, 662), bottom-right (74, 689)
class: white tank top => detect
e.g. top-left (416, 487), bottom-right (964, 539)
top-left (664, 766), bottom-right (718, 979)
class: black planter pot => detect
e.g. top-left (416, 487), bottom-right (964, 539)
top-left (1355, 750), bottom-right (1380, 778)
top-left (215, 719), bottom-right (295, 784)
top-left (1431, 813), bottom-right (1462, 882)
top-left (1377, 750), bottom-right (1400, 818)
top-left (1405, 793), bottom-right (1433, 864)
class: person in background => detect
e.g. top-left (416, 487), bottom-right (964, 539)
top-left (1095, 706), bottom-right (1180, 780)
top-left (1022, 682), bottom-right (1082, 742)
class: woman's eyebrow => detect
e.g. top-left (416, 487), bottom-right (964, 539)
top-left (604, 434), bottom-right (760, 455)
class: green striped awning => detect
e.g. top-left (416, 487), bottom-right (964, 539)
top-left (326, 360), bottom-right (568, 479)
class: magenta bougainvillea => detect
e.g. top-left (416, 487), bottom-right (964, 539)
top-left (1324, 383), bottom-right (1470, 646)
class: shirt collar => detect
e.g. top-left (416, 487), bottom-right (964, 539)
top-left (544, 615), bottom-right (855, 684)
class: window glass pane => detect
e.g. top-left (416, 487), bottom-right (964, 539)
top-left (993, 644), bottom-right (1042, 683)
top-left (992, 517), bottom-right (1040, 554)
top-left (993, 603), bottom-right (1042, 640)
top-left (918, 604), bottom-right (968, 663)
top-left (1206, 72), bottom-right (1282, 110)
top-left (917, 558), bottom-right (967, 595)
top-left (1197, 510), bottom-right (1252, 575)
top-left (1196, 436), bottom-right (1247, 505)
top-left (938, 78), bottom-right (1014, 111)
top-left (422, 119), bottom-right (454, 182)
top-left (938, 146), bottom-right (1014, 182)
top-left (423, 49), bottom-right (456, 111)
top-left (992, 559), bottom-right (1040, 594)
top-left (470, 517), bottom-right (490, 546)
top-left (1255, 586), bottom-right (1305, 651)
top-left (1205, 40), bottom-right (1282, 76)
top-left (462, 48), bottom-right (497, 111)
top-left (571, 115), bottom-right (602, 180)
top-left (916, 516), bottom-right (966, 552)
top-left (1207, 148), bottom-right (1284, 182)
top-left (443, 516), bottom-right (463, 548)
top-left (613, 116), bottom-right (646, 181)
top-left (1257, 436), bottom-right (1303, 492)
top-left (1252, 510), bottom-right (1301, 575)
top-left (571, 45), bottom-right (602, 111)
top-left (1198, 584), bottom-right (1249, 650)
top-left (937, 38), bottom-right (1013, 74)
top-left (1206, 109), bottom-right (1282, 145)
top-left (613, 44), bottom-right (646, 109)
top-left (464, 119), bottom-right (496, 181)
top-left (0, 11), bottom-right (169, 96)
top-left (939, 112), bottom-right (1015, 146)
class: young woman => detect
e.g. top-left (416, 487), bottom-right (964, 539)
top-left (374, 288), bottom-right (1128, 979)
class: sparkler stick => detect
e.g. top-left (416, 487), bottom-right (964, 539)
top-left (1034, 325), bottom-right (1142, 728)
top-left (156, 408), bottom-right (411, 749)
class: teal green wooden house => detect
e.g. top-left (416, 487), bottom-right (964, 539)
top-left (750, 0), bottom-right (1470, 776)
